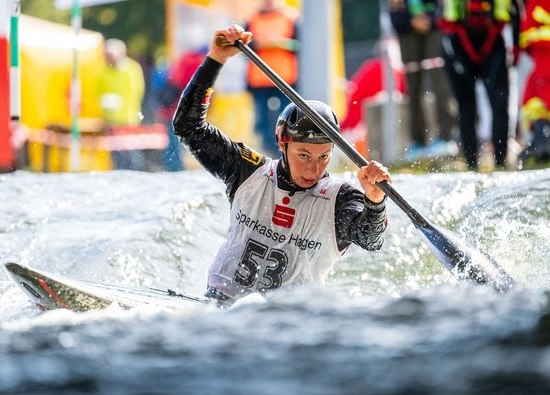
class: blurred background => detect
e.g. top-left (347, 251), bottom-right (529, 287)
top-left (1, 0), bottom-right (393, 173)
top-left (1, 0), bottom-right (536, 174)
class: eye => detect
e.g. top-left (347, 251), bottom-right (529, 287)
top-left (298, 153), bottom-right (309, 160)
top-left (319, 154), bottom-right (330, 161)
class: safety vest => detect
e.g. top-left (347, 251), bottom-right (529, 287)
top-left (441, 0), bottom-right (512, 24)
top-left (439, 0), bottom-right (511, 63)
top-left (247, 10), bottom-right (298, 88)
top-left (520, 1), bottom-right (550, 49)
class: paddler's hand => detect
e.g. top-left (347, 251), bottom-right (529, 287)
top-left (357, 161), bottom-right (392, 204)
top-left (208, 24), bottom-right (253, 64)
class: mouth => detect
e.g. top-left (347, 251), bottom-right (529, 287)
top-left (301, 177), bottom-right (317, 186)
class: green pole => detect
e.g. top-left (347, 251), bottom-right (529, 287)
top-left (10, 0), bottom-right (20, 124)
top-left (70, 0), bottom-right (82, 171)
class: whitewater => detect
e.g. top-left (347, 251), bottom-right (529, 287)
top-left (1, 167), bottom-right (550, 395)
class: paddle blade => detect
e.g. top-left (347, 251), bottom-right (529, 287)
top-left (414, 222), bottom-right (514, 293)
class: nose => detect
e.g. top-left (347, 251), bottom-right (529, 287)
top-left (306, 159), bottom-right (320, 175)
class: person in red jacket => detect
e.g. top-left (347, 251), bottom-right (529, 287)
top-left (518, 0), bottom-right (550, 163)
top-left (152, 48), bottom-right (206, 171)
top-left (340, 39), bottom-right (407, 158)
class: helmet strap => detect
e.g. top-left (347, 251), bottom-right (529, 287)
top-left (280, 143), bottom-right (300, 189)
top-left (282, 143), bottom-right (290, 169)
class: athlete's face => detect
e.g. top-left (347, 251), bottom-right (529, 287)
top-left (280, 141), bottom-right (333, 188)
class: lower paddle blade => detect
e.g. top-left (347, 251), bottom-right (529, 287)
top-left (414, 222), bottom-right (514, 293)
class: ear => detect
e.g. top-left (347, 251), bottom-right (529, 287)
top-left (277, 141), bottom-right (285, 152)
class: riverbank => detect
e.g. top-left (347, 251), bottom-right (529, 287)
top-left (387, 139), bottom-right (550, 174)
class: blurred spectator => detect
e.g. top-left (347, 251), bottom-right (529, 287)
top-left (518, 0), bottom-right (550, 164)
top-left (151, 48), bottom-right (206, 171)
top-left (340, 38), bottom-right (407, 158)
top-left (437, 0), bottom-right (522, 170)
top-left (389, 0), bottom-right (458, 162)
top-left (245, 0), bottom-right (300, 157)
top-left (97, 38), bottom-right (146, 170)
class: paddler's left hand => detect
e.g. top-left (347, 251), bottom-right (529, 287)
top-left (357, 161), bottom-right (392, 203)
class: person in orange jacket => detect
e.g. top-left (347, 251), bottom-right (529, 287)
top-left (518, 0), bottom-right (550, 163)
top-left (245, 0), bottom-right (300, 157)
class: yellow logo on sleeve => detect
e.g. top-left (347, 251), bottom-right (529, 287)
top-left (201, 87), bottom-right (213, 106)
top-left (240, 144), bottom-right (263, 165)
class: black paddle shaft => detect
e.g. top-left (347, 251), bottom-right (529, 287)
top-left (231, 39), bottom-right (427, 227)
top-left (221, 38), bottom-right (513, 291)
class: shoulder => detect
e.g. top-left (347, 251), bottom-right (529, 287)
top-left (237, 143), bottom-right (267, 167)
top-left (335, 181), bottom-right (363, 201)
top-left (122, 58), bottom-right (144, 75)
top-left (227, 144), bottom-right (268, 202)
top-left (281, 7), bottom-right (300, 22)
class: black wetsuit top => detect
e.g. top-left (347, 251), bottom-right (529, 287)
top-left (172, 57), bottom-right (387, 253)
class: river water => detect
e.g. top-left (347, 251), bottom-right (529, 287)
top-left (1, 167), bottom-right (550, 394)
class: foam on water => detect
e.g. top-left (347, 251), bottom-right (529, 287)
top-left (1, 168), bottom-right (550, 394)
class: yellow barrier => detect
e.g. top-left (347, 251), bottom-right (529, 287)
top-left (27, 127), bottom-right (112, 172)
top-left (26, 124), bottom-right (170, 172)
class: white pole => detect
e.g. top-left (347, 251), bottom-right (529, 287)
top-left (379, 0), bottom-right (398, 163)
top-left (299, 0), bottom-right (331, 103)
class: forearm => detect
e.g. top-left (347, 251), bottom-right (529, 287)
top-left (335, 185), bottom-right (387, 251)
top-left (349, 199), bottom-right (387, 251)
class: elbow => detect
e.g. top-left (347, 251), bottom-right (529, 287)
top-left (366, 236), bottom-right (384, 251)
top-left (172, 113), bottom-right (182, 138)
top-left (172, 101), bottom-right (187, 138)
top-left (372, 238), bottom-right (385, 251)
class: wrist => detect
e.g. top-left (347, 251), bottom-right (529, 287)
top-left (364, 195), bottom-right (386, 208)
top-left (207, 52), bottom-right (228, 64)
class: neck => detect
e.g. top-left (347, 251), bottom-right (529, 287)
top-left (277, 160), bottom-right (307, 193)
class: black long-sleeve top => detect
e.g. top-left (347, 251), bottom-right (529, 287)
top-left (172, 57), bottom-right (387, 253)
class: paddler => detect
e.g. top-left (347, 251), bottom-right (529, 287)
top-left (172, 25), bottom-right (392, 308)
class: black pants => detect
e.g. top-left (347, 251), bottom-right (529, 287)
top-left (398, 29), bottom-right (456, 146)
top-left (442, 33), bottom-right (509, 169)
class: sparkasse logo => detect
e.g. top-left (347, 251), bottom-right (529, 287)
top-left (272, 196), bottom-right (295, 228)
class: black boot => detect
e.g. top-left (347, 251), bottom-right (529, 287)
top-left (519, 119), bottom-right (550, 163)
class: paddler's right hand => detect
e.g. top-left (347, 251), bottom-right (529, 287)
top-left (208, 24), bottom-right (253, 64)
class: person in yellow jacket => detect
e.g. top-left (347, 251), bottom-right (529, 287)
top-left (98, 38), bottom-right (145, 126)
top-left (97, 38), bottom-right (146, 170)
top-left (245, 0), bottom-right (300, 157)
